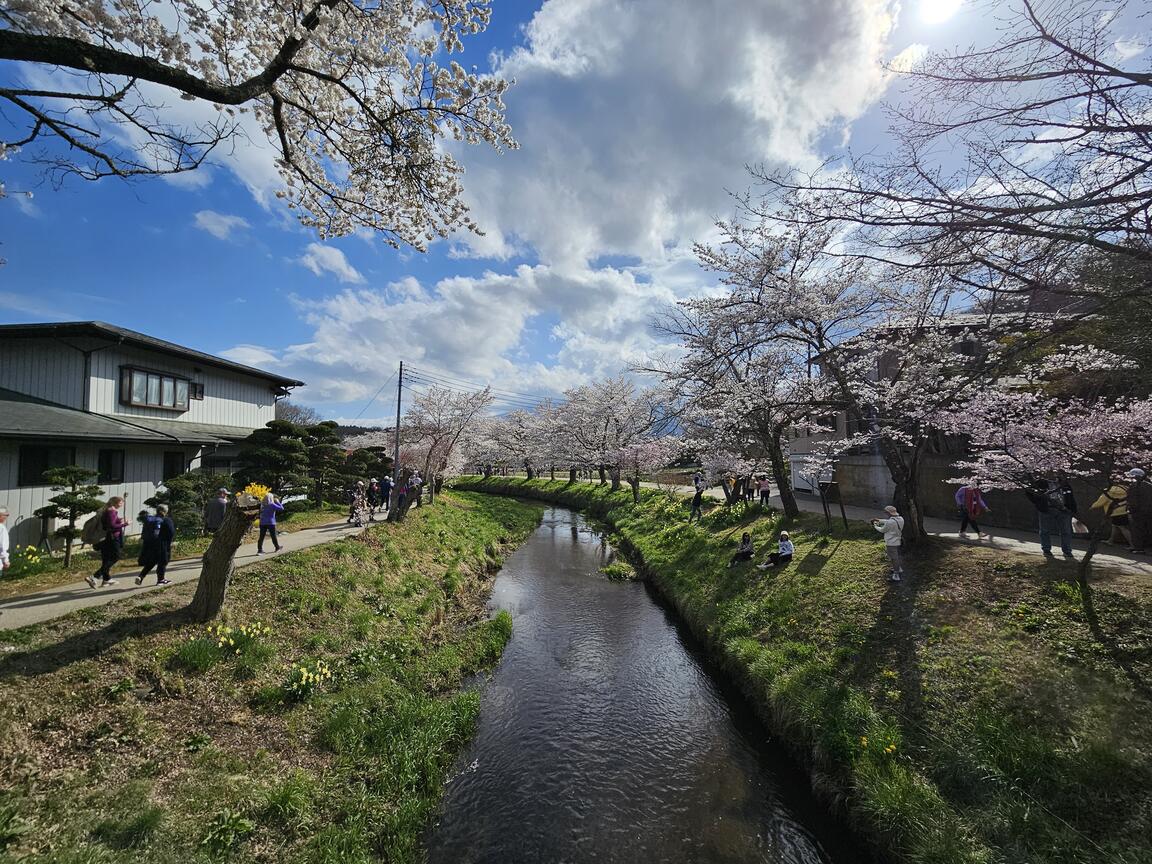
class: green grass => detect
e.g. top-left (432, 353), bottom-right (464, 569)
top-left (0, 492), bottom-right (542, 864)
top-left (454, 476), bottom-right (1152, 864)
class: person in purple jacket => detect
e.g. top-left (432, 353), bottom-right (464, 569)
top-left (257, 492), bottom-right (284, 555)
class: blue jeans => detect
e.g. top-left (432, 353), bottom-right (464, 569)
top-left (1038, 512), bottom-right (1073, 557)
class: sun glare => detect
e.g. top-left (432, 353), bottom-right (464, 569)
top-left (919, 0), bottom-right (963, 25)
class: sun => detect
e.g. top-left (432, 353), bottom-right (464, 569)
top-left (919, 0), bottom-right (964, 25)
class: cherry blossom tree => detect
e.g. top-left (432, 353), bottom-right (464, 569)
top-left (403, 384), bottom-right (493, 508)
top-left (1, 0), bottom-right (515, 248)
top-left (611, 437), bottom-right (681, 503)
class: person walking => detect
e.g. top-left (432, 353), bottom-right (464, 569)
top-left (872, 505), bottom-right (906, 582)
top-left (758, 530), bottom-right (794, 569)
top-left (728, 532), bottom-right (755, 567)
top-left (955, 481), bottom-right (991, 539)
top-left (411, 472), bottom-right (423, 508)
top-left (1028, 478), bottom-right (1076, 560)
top-left (367, 479), bottom-right (381, 520)
top-left (1124, 468), bottom-right (1150, 554)
top-left (0, 506), bottom-right (10, 573)
top-left (257, 493), bottom-right (284, 555)
top-left (135, 504), bottom-right (175, 586)
top-left (380, 476), bottom-right (393, 513)
top-left (204, 487), bottom-right (229, 534)
top-left (757, 475), bottom-right (772, 506)
top-left (1091, 480), bottom-right (1130, 547)
top-left (86, 496), bottom-right (128, 588)
top-left (689, 472), bottom-right (705, 522)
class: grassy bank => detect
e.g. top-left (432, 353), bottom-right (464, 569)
top-left (0, 491), bottom-right (542, 864)
top-left (454, 476), bottom-right (1152, 864)
top-left (0, 504), bottom-right (349, 599)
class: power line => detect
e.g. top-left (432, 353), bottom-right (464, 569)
top-left (403, 373), bottom-right (554, 411)
top-left (353, 371), bottom-right (398, 420)
top-left (407, 365), bottom-right (564, 405)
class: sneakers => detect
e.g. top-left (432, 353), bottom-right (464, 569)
top-left (101, 579), bottom-right (117, 587)
top-left (1042, 551), bottom-right (1056, 559)
top-left (134, 575), bottom-right (145, 586)
top-left (257, 550), bottom-right (265, 555)
top-left (889, 572), bottom-right (902, 582)
top-left (157, 579), bottom-right (172, 586)
top-left (274, 546), bottom-right (283, 552)
top-left (85, 575), bottom-right (98, 589)
top-left (959, 532), bottom-right (970, 538)
top-left (978, 533), bottom-right (991, 540)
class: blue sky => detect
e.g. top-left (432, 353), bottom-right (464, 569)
top-left (5, 0), bottom-right (1139, 423)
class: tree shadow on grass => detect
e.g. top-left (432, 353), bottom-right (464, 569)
top-left (1077, 580), bottom-right (1152, 701)
top-left (850, 561), bottom-right (928, 728)
top-left (0, 607), bottom-right (190, 682)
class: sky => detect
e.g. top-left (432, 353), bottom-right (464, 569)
top-left (2, 0), bottom-right (1140, 424)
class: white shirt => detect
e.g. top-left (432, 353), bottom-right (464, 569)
top-left (0, 521), bottom-right (9, 567)
top-left (874, 516), bottom-right (905, 546)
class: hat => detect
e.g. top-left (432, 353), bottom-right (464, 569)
top-left (1127, 468), bottom-right (1146, 479)
top-left (370, 478), bottom-right (378, 483)
top-left (217, 488), bottom-right (229, 495)
top-left (779, 531), bottom-right (789, 538)
top-left (884, 505), bottom-right (898, 515)
top-left (357, 480), bottom-right (365, 486)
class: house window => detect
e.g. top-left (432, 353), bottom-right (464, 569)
top-left (119, 367), bottom-right (191, 411)
top-left (97, 449), bottom-right (125, 484)
top-left (18, 445), bottom-right (76, 487)
top-left (190, 382), bottom-right (205, 400)
top-left (163, 451), bottom-right (186, 480)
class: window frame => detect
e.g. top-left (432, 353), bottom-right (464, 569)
top-left (97, 448), bottom-right (126, 484)
top-left (17, 445), bottom-right (77, 487)
top-left (163, 451), bottom-right (186, 481)
top-left (119, 366), bottom-right (192, 411)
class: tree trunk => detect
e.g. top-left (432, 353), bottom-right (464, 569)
top-left (598, 465), bottom-right (607, 485)
top-left (388, 468), bottom-right (417, 523)
top-left (876, 437), bottom-right (925, 540)
top-left (766, 431), bottom-right (800, 518)
top-left (609, 465), bottom-right (621, 492)
top-left (483, 464), bottom-right (492, 478)
top-left (720, 476), bottom-right (736, 504)
top-left (550, 464), bottom-right (556, 481)
top-left (189, 502), bottom-right (258, 622)
top-left (568, 466), bottom-right (578, 485)
top-left (526, 464), bottom-right (535, 480)
top-left (628, 476), bottom-right (641, 503)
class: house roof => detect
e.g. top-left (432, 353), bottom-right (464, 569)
top-left (0, 388), bottom-right (255, 445)
top-left (0, 321), bottom-right (304, 388)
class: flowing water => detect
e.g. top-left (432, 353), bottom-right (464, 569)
top-left (426, 507), bottom-right (856, 864)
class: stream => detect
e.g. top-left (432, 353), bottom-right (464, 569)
top-left (426, 506), bottom-right (856, 863)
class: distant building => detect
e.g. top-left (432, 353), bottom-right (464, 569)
top-left (0, 322), bottom-right (303, 547)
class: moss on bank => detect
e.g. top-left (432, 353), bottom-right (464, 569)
top-left (455, 476), bottom-right (1152, 864)
top-left (0, 492), bottom-right (542, 864)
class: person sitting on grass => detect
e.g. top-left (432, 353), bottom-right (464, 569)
top-left (758, 531), bottom-right (794, 569)
top-left (728, 532), bottom-right (754, 567)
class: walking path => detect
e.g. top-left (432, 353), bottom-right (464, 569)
top-left (0, 518), bottom-right (368, 631)
top-left (650, 482), bottom-right (1152, 580)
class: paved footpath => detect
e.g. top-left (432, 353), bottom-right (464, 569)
top-left (0, 518), bottom-right (368, 631)
top-left (649, 482), bottom-right (1152, 581)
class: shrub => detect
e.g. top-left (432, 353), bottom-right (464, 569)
top-left (4, 545), bottom-right (50, 579)
top-left (600, 561), bottom-right (637, 581)
top-left (169, 636), bottom-right (223, 674)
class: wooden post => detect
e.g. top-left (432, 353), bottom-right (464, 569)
top-left (189, 500), bottom-right (259, 622)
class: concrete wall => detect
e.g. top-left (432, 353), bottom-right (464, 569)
top-left (0, 439), bottom-right (202, 548)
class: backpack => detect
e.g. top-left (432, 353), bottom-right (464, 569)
top-left (81, 512), bottom-right (106, 545)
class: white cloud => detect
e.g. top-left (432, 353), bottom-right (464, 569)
top-left (219, 344), bottom-right (281, 366)
top-left (1114, 39), bottom-right (1145, 61)
top-left (194, 210), bottom-right (250, 240)
top-left (0, 291), bottom-right (72, 319)
top-left (451, 0), bottom-right (900, 268)
top-left (297, 243), bottom-right (366, 284)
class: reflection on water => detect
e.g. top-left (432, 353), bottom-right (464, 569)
top-left (426, 508), bottom-right (854, 864)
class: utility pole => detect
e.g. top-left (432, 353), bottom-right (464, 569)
top-left (391, 361), bottom-right (403, 516)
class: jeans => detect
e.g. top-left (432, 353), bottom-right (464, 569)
top-left (767, 552), bottom-right (792, 567)
top-left (258, 524), bottom-right (280, 552)
top-left (759, 490), bottom-right (771, 505)
top-left (1038, 511), bottom-right (1074, 557)
top-left (959, 512), bottom-right (981, 534)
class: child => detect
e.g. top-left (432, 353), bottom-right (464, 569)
top-left (728, 532), bottom-right (754, 567)
top-left (759, 531), bottom-right (794, 568)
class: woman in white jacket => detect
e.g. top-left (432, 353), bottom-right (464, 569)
top-left (872, 505), bottom-right (906, 582)
top-left (0, 506), bottom-right (10, 572)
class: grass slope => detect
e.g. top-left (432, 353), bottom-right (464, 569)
top-left (455, 476), bottom-right (1152, 864)
top-left (0, 492), bottom-right (542, 864)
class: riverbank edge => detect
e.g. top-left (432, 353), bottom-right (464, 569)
top-left (0, 492), bottom-right (545, 863)
top-left (453, 476), bottom-right (989, 864)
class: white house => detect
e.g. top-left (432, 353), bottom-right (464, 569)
top-left (0, 321), bottom-right (303, 548)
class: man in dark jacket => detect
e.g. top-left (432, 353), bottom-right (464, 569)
top-left (136, 505), bottom-right (176, 586)
top-left (1025, 477), bottom-right (1077, 560)
top-left (204, 488), bottom-right (229, 534)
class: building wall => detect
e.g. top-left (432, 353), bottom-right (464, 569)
top-left (0, 336), bottom-right (278, 428)
top-left (0, 338), bottom-right (88, 408)
top-left (87, 345), bottom-right (277, 428)
top-left (0, 439), bottom-right (203, 548)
